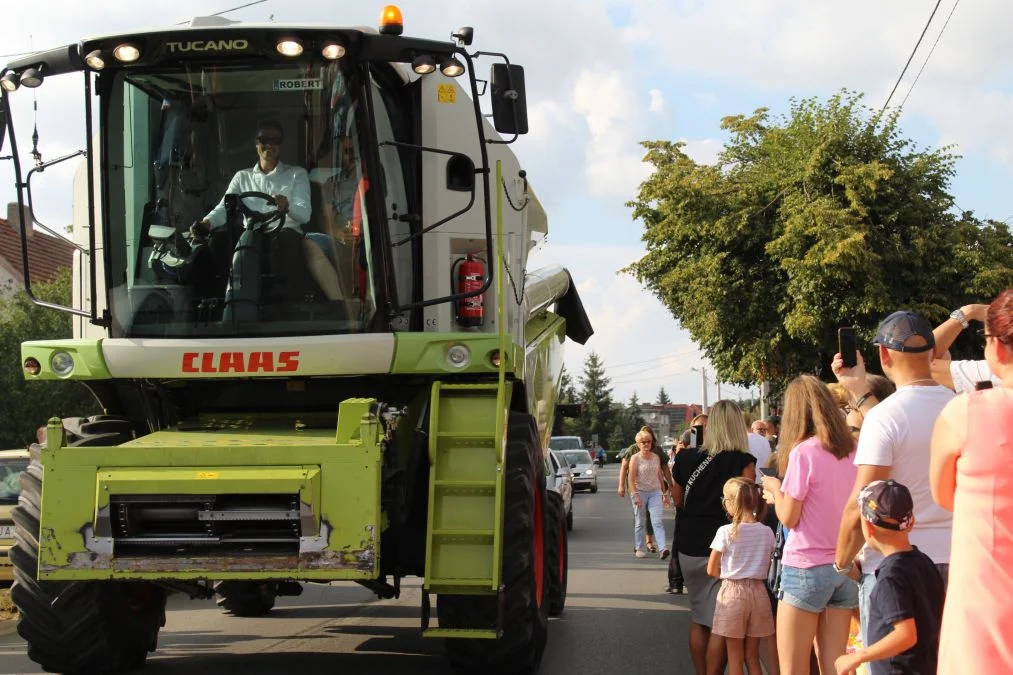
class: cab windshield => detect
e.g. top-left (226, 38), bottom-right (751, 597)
top-left (103, 61), bottom-right (407, 337)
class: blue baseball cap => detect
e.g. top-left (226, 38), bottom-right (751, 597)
top-left (872, 311), bottom-right (935, 353)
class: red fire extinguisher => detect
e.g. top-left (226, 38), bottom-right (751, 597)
top-left (454, 255), bottom-right (485, 327)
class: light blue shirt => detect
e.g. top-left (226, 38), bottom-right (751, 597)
top-left (204, 161), bottom-right (311, 232)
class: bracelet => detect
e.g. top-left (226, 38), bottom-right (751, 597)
top-left (833, 560), bottom-right (854, 576)
top-left (854, 391), bottom-right (875, 409)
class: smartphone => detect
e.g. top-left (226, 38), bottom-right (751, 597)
top-left (838, 327), bottom-right (858, 368)
top-left (690, 424), bottom-right (705, 448)
top-left (757, 467), bottom-right (777, 479)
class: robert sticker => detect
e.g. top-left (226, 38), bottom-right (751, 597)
top-left (274, 78), bottom-right (323, 91)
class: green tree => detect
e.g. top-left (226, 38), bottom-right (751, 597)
top-left (607, 392), bottom-right (646, 457)
top-left (577, 351), bottom-right (614, 449)
top-left (656, 386), bottom-right (671, 405)
top-left (559, 365), bottom-right (578, 404)
top-left (626, 91), bottom-right (1013, 389)
top-left (0, 269), bottom-right (100, 447)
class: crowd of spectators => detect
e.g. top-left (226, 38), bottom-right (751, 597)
top-left (640, 288), bottom-right (1012, 675)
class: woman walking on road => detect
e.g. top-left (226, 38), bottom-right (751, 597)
top-left (630, 428), bottom-right (671, 559)
top-left (672, 401), bottom-right (757, 675)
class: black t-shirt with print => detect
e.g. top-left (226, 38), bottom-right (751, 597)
top-left (673, 447), bottom-right (756, 557)
top-left (867, 547), bottom-right (944, 675)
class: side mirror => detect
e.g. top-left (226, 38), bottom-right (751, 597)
top-left (570, 463), bottom-right (577, 470)
top-left (555, 468), bottom-right (569, 478)
top-left (490, 63), bottom-right (528, 135)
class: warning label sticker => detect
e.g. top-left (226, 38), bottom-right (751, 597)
top-left (438, 84), bottom-right (457, 103)
top-left (273, 78), bottom-right (324, 91)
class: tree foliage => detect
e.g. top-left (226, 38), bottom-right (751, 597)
top-left (576, 352), bottom-right (614, 447)
top-left (0, 269), bottom-right (100, 447)
top-left (656, 386), bottom-right (671, 405)
top-left (626, 91), bottom-right (1013, 388)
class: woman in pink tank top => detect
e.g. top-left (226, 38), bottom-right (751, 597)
top-left (931, 288), bottom-right (1013, 675)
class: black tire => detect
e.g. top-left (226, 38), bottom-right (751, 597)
top-left (439, 412), bottom-right (550, 675)
top-left (545, 492), bottom-right (568, 617)
top-left (11, 440), bottom-right (167, 674)
top-left (214, 581), bottom-right (278, 617)
top-left (590, 482), bottom-right (598, 494)
top-left (566, 506), bottom-right (573, 532)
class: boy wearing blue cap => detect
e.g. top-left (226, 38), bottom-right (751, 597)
top-left (834, 480), bottom-right (944, 675)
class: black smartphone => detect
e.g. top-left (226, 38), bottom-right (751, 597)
top-left (838, 327), bottom-right (858, 368)
top-left (690, 424), bottom-right (705, 448)
top-left (758, 467), bottom-right (777, 479)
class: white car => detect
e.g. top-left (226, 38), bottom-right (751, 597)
top-left (546, 451), bottom-right (574, 531)
top-left (553, 449), bottom-right (598, 494)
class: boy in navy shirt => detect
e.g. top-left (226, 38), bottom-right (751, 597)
top-left (835, 480), bottom-right (944, 675)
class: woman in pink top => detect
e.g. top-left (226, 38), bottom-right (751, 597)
top-left (761, 375), bottom-right (858, 675)
top-left (931, 288), bottom-right (1013, 675)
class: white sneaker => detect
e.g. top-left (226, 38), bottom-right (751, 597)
top-left (635, 549), bottom-right (647, 558)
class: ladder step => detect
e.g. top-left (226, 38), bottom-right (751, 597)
top-left (435, 432), bottom-right (496, 439)
top-left (433, 480), bottom-right (496, 488)
top-left (423, 628), bottom-right (499, 640)
top-left (432, 529), bottom-right (494, 538)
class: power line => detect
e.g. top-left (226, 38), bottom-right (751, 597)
top-left (899, 0), bottom-right (961, 110)
top-left (602, 346), bottom-right (701, 372)
top-left (176, 0), bottom-right (269, 24)
top-left (881, 0), bottom-right (943, 114)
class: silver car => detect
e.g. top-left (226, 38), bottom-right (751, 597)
top-left (546, 451), bottom-right (574, 531)
top-left (555, 449), bottom-right (598, 493)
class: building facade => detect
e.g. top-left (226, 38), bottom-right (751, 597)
top-left (0, 203), bottom-right (75, 297)
top-left (640, 403), bottom-right (705, 446)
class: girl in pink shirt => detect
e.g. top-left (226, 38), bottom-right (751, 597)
top-left (760, 375), bottom-right (859, 675)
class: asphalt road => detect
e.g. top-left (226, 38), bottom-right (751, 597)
top-left (0, 465), bottom-right (696, 674)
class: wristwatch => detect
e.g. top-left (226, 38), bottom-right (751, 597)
top-left (833, 560), bottom-right (854, 576)
top-left (950, 308), bottom-right (969, 329)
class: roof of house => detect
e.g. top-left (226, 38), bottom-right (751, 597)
top-left (0, 217), bottom-right (75, 284)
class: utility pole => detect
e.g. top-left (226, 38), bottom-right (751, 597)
top-left (716, 379), bottom-right (722, 401)
top-left (760, 381), bottom-right (769, 421)
top-left (692, 367), bottom-right (709, 414)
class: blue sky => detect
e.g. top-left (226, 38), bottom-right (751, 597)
top-left (3, 0), bottom-right (1009, 406)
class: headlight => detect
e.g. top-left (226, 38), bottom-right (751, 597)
top-left (585, 469), bottom-right (593, 475)
top-left (50, 351), bottom-right (75, 377)
top-left (446, 344), bottom-right (471, 369)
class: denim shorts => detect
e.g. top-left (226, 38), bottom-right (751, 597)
top-left (778, 563), bottom-right (859, 613)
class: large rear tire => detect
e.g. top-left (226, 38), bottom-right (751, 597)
top-left (546, 491), bottom-right (568, 617)
top-left (214, 581), bottom-right (278, 617)
top-left (439, 412), bottom-right (550, 674)
top-left (11, 434), bottom-right (167, 675)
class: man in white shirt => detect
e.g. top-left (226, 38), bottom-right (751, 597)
top-left (192, 121), bottom-right (316, 305)
top-left (928, 302), bottom-right (1001, 392)
top-left (747, 420), bottom-right (772, 477)
top-left (832, 310), bottom-right (954, 644)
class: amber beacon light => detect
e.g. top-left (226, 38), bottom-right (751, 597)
top-left (379, 5), bottom-right (404, 35)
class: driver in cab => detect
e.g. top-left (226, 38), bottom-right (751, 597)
top-left (190, 120), bottom-right (316, 303)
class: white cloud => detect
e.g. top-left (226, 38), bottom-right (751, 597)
top-left (528, 242), bottom-right (724, 406)
top-left (648, 88), bottom-right (665, 113)
top-left (572, 69), bottom-right (653, 199)
top-left (681, 138), bottom-right (722, 166)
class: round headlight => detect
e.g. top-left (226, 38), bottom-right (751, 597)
top-left (446, 344), bottom-right (471, 369)
top-left (23, 357), bottom-right (41, 376)
top-left (85, 50), bottom-right (106, 70)
top-left (276, 39), bottom-right (304, 57)
top-left (113, 44), bottom-right (141, 63)
top-left (412, 55), bottom-right (437, 75)
top-left (50, 351), bottom-right (75, 377)
top-left (585, 469), bottom-right (593, 476)
top-left (440, 56), bottom-right (465, 78)
top-left (321, 43), bottom-right (345, 60)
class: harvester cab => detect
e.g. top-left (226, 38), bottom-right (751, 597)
top-left (0, 6), bottom-right (590, 675)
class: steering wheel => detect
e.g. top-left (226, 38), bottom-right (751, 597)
top-left (235, 191), bottom-right (287, 234)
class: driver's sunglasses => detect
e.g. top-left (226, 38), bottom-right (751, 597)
top-left (257, 135), bottom-right (283, 146)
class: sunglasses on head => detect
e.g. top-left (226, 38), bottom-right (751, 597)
top-left (257, 135), bottom-right (283, 146)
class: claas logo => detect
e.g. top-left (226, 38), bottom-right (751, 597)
top-left (181, 351), bottom-right (300, 373)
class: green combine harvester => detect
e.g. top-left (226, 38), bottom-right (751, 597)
top-left (0, 5), bottom-right (591, 673)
